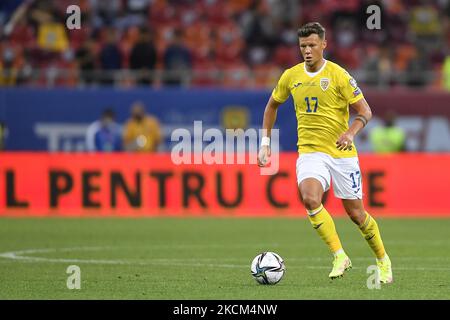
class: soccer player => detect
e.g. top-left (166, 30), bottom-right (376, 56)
top-left (257, 22), bottom-right (393, 283)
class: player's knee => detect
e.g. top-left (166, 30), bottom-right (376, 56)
top-left (302, 194), bottom-right (322, 211)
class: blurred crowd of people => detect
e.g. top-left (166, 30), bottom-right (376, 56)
top-left (0, 0), bottom-right (450, 89)
top-left (86, 101), bottom-right (162, 152)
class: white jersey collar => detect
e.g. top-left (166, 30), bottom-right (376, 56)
top-left (304, 59), bottom-right (327, 77)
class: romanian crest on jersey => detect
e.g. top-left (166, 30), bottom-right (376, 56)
top-left (320, 78), bottom-right (330, 91)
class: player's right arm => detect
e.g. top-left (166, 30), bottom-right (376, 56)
top-left (258, 69), bottom-right (291, 167)
top-left (258, 96), bottom-right (282, 167)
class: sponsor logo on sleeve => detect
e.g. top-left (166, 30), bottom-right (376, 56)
top-left (349, 78), bottom-right (358, 88)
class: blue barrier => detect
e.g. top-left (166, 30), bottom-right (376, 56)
top-left (0, 88), bottom-right (298, 151)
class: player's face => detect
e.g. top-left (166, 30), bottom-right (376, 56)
top-left (299, 34), bottom-right (326, 68)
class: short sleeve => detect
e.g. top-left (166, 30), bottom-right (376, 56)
top-left (271, 70), bottom-right (291, 103)
top-left (339, 69), bottom-right (364, 105)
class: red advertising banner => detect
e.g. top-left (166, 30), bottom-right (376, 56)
top-left (0, 152), bottom-right (449, 217)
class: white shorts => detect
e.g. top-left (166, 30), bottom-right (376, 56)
top-left (296, 152), bottom-right (363, 199)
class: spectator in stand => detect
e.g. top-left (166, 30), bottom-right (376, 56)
top-left (36, 13), bottom-right (68, 53)
top-left (28, 0), bottom-right (69, 53)
top-left (0, 46), bottom-right (18, 86)
top-left (240, 0), bottom-right (277, 47)
top-left (369, 111), bottom-right (406, 153)
top-left (163, 29), bottom-right (193, 86)
top-left (99, 27), bottom-right (123, 85)
top-left (409, 1), bottom-right (443, 52)
top-left (86, 108), bottom-right (122, 152)
top-left (405, 48), bottom-right (431, 87)
top-left (76, 39), bottom-right (97, 85)
top-left (362, 46), bottom-right (394, 88)
top-left (89, 0), bottom-right (122, 27)
top-left (123, 101), bottom-right (162, 152)
top-left (129, 26), bottom-right (157, 86)
top-left (0, 0), bottom-right (449, 89)
top-left (443, 54), bottom-right (450, 91)
top-left (240, 0), bottom-right (277, 67)
top-left (122, 0), bottom-right (151, 28)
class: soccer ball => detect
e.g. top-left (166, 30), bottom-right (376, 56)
top-left (250, 252), bottom-right (285, 285)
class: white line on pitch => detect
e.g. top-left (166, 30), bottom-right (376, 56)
top-left (0, 247), bottom-right (450, 271)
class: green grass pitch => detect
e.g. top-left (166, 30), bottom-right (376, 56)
top-left (0, 217), bottom-right (449, 299)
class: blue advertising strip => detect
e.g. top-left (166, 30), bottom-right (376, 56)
top-left (0, 88), bottom-right (297, 151)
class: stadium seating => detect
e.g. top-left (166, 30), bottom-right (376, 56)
top-left (0, 0), bottom-right (449, 89)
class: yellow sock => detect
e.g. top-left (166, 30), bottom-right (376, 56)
top-left (359, 212), bottom-right (386, 259)
top-left (307, 205), bottom-right (343, 254)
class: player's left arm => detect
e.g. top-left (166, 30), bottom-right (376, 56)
top-left (336, 98), bottom-right (372, 151)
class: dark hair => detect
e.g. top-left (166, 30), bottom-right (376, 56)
top-left (297, 22), bottom-right (326, 40)
top-left (102, 108), bottom-right (115, 119)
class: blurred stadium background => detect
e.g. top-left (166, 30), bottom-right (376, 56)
top-left (0, 0), bottom-right (449, 300)
top-left (0, 0), bottom-right (450, 90)
top-left (0, 0), bottom-right (449, 151)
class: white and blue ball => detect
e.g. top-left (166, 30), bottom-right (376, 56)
top-left (251, 252), bottom-right (285, 285)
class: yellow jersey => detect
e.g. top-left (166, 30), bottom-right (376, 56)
top-left (123, 116), bottom-right (162, 152)
top-left (272, 60), bottom-right (364, 158)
